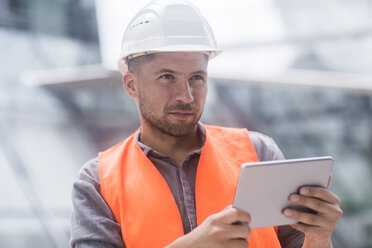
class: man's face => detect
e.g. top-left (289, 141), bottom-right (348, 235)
top-left (132, 52), bottom-right (208, 137)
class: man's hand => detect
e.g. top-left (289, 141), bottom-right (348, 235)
top-left (282, 175), bottom-right (343, 248)
top-left (167, 205), bottom-right (251, 248)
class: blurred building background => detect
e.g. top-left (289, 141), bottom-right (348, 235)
top-left (0, 0), bottom-right (371, 247)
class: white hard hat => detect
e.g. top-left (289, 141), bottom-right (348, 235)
top-left (118, 0), bottom-right (222, 74)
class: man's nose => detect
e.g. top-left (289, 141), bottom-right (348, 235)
top-left (175, 78), bottom-right (194, 104)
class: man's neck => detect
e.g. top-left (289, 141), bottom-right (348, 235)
top-left (139, 124), bottom-right (202, 166)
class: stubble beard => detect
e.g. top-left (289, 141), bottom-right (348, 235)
top-left (138, 94), bottom-right (202, 137)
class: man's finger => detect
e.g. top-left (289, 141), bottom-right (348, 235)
top-left (289, 194), bottom-right (338, 215)
top-left (218, 207), bottom-right (251, 225)
top-left (290, 223), bottom-right (321, 235)
top-left (327, 173), bottom-right (332, 188)
top-left (299, 186), bottom-right (341, 205)
top-left (283, 208), bottom-right (328, 227)
top-left (228, 223), bottom-right (251, 240)
top-left (226, 238), bottom-right (249, 248)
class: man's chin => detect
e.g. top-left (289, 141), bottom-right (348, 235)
top-left (160, 122), bottom-right (198, 137)
top-left (142, 113), bottom-right (200, 137)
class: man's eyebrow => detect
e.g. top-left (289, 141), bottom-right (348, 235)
top-left (154, 69), bottom-right (207, 75)
top-left (191, 70), bottom-right (207, 75)
top-left (155, 69), bottom-right (179, 74)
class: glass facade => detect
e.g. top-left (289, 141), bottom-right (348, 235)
top-left (0, 1), bottom-right (100, 247)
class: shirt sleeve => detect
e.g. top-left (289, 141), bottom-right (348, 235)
top-left (70, 158), bottom-right (125, 248)
top-left (249, 131), bottom-right (305, 248)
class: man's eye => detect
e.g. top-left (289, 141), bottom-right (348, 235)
top-left (190, 75), bottom-right (204, 81)
top-left (159, 74), bottom-right (174, 80)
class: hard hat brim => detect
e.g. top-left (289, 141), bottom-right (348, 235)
top-left (117, 49), bottom-right (222, 75)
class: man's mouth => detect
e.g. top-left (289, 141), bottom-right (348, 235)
top-left (169, 111), bottom-right (194, 119)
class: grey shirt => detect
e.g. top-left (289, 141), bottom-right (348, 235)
top-left (70, 126), bottom-right (305, 247)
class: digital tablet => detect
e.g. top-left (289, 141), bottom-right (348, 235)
top-left (233, 156), bottom-right (333, 229)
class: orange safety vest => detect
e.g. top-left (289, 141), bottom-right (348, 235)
top-left (99, 124), bottom-right (281, 248)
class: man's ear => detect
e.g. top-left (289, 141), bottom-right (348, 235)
top-left (123, 72), bottom-right (138, 99)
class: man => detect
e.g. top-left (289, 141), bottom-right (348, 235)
top-left (70, 0), bottom-right (342, 247)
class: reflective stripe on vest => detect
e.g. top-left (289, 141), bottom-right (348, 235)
top-left (99, 124), bottom-right (281, 248)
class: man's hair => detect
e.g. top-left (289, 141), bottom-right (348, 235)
top-left (127, 53), bottom-right (209, 75)
top-left (127, 54), bottom-right (156, 74)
